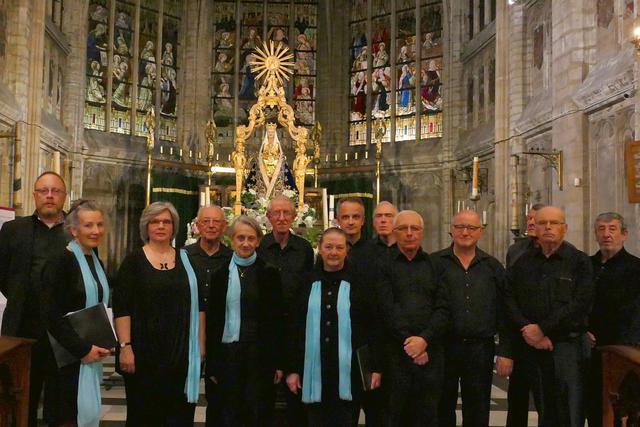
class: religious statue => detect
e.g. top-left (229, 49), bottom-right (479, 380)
top-left (253, 123), bottom-right (288, 200)
top-left (205, 120), bottom-right (216, 158)
top-left (145, 107), bottom-right (155, 151)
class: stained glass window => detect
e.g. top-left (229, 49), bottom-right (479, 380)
top-left (211, 1), bottom-right (319, 138)
top-left (349, 0), bottom-right (444, 145)
top-left (84, 0), bottom-right (181, 141)
top-left (84, 0), bottom-right (109, 131)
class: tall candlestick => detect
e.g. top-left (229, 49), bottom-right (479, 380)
top-left (322, 188), bottom-right (328, 230)
top-left (471, 156), bottom-right (479, 199)
top-left (510, 155), bottom-right (519, 231)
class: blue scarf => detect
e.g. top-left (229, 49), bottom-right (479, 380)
top-left (69, 240), bottom-right (110, 427)
top-left (222, 252), bottom-right (257, 343)
top-left (302, 280), bottom-right (352, 403)
top-left (179, 249), bottom-right (201, 403)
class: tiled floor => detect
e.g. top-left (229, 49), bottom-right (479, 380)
top-left (91, 357), bottom-right (538, 426)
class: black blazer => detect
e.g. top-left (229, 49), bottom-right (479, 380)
top-left (206, 256), bottom-right (284, 377)
top-left (288, 266), bottom-right (381, 397)
top-left (0, 215), bottom-right (66, 335)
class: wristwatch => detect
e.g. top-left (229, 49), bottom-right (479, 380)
top-left (119, 342), bottom-right (132, 348)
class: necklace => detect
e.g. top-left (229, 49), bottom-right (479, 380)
top-left (237, 266), bottom-right (246, 278)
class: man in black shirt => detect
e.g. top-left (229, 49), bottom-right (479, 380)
top-left (504, 206), bottom-right (593, 427)
top-left (184, 205), bottom-right (232, 427)
top-left (376, 210), bottom-right (449, 427)
top-left (336, 197), bottom-right (367, 258)
top-left (586, 212), bottom-right (640, 427)
top-left (257, 195), bottom-right (313, 427)
top-left (435, 210), bottom-right (511, 427)
top-left (0, 171), bottom-right (68, 426)
top-left (505, 203), bottom-right (545, 427)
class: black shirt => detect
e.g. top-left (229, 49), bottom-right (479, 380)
top-left (506, 237), bottom-right (536, 268)
top-left (589, 247), bottom-right (640, 346)
top-left (23, 215), bottom-right (66, 337)
top-left (434, 245), bottom-right (506, 339)
top-left (504, 241), bottom-right (594, 341)
top-left (376, 245), bottom-right (449, 349)
top-left (257, 232), bottom-right (314, 307)
top-left (184, 239), bottom-right (232, 308)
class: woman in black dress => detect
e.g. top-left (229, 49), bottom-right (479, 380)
top-left (206, 215), bottom-right (284, 427)
top-left (286, 227), bottom-right (381, 427)
top-left (41, 199), bottom-right (112, 427)
top-left (113, 201), bottom-right (203, 426)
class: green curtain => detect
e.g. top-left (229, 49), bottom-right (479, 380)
top-left (151, 171), bottom-right (201, 248)
top-left (320, 176), bottom-right (374, 240)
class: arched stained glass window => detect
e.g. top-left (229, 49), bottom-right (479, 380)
top-left (84, 0), bottom-right (181, 142)
top-left (348, 0), bottom-right (443, 146)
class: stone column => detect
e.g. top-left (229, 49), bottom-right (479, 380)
top-left (550, 0), bottom-right (591, 249)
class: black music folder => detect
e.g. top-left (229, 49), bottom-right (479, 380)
top-left (356, 344), bottom-right (373, 391)
top-left (48, 303), bottom-right (117, 368)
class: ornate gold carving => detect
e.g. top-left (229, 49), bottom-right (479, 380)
top-left (233, 41), bottom-right (310, 214)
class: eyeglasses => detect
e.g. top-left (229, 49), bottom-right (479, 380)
top-left (34, 188), bottom-right (65, 195)
top-left (149, 219), bottom-right (173, 226)
top-left (452, 224), bottom-right (482, 232)
top-left (200, 219), bottom-right (224, 226)
top-left (394, 225), bottom-right (424, 233)
top-left (536, 220), bottom-right (565, 227)
top-left (269, 210), bottom-right (294, 218)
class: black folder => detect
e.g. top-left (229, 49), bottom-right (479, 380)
top-left (356, 344), bottom-right (373, 391)
top-left (48, 303), bottom-right (117, 368)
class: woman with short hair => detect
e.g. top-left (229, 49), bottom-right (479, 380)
top-left (113, 201), bottom-right (203, 426)
top-left (41, 199), bottom-right (111, 426)
top-left (286, 227), bottom-right (382, 427)
top-left (206, 215), bottom-right (284, 426)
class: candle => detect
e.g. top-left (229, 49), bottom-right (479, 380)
top-left (205, 186), bottom-right (210, 206)
top-left (355, 152), bottom-right (359, 160)
top-left (482, 210), bottom-right (487, 226)
top-left (189, 150), bottom-right (193, 158)
top-left (471, 156), bottom-right (479, 198)
top-left (160, 145), bottom-right (164, 154)
top-left (216, 153), bottom-right (219, 161)
top-left (365, 151), bottom-right (369, 159)
top-left (199, 191), bottom-right (205, 207)
top-left (179, 149), bottom-right (183, 158)
top-left (52, 151), bottom-right (61, 174)
top-left (228, 154), bottom-right (231, 161)
top-left (329, 195), bottom-right (335, 222)
top-left (322, 188), bottom-right (328, 230)
top-left (457, 200), bottom-right (461, 213)
top-left (170, 147), bottom-right (174, 155)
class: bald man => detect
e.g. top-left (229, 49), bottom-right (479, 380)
top-left (435, 210), bottom-right (510, 427)
top-left (376, 210), bottom-right (448, 427)
top-left (503, 206), bottom-right (593, 427)
top-left (184, 205), bottom-right (232, 426)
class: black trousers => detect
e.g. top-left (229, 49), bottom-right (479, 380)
top-left (123, 370), bottom-right (195, 427)
top-left (361, 386), bottom-right (385, 427)
top-left (520, 336), bottom-right (588, 427)
top-left (386, 346), bottom-right (443, 427)
top-left (208, 342), bottom-right (275, 427)
top-left (506, 359), bottom-right (532, 427)
top-left (283, 381), bottom-right (307, 427)
top-left (585, 350), bottom-right (603, 427)
top-left (306, 398), bottom-right (359, 427)
top-left (29, 339), bottom-right (52, 427)
top-left (438, 338), bottom-right (495, 427)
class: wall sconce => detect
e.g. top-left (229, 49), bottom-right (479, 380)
top-left (632, 27), bottom-right (640, 54)
top-left (520, 149), bottom-right (564, 190)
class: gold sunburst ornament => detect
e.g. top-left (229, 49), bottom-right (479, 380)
top-left (249, 40), bottom-right (295, 85)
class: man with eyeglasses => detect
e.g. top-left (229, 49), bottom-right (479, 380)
top-left (0, 171), bottom-right (69, 426)
top-left (585, 212), bottom-right (640, 427)
top-left (503, 206), bottom-right (593, 427)
top-left (257, 195), bottom-right (313, 427)
top-left (376, 210), bottom-right (449, 427)
top-left (435, 210), bottom-right (510, 427)
top-left (183, 204), bottom-right (232, 426)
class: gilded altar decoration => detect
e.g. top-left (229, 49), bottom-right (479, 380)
top-left (232, 40), bottom-right (310, 214)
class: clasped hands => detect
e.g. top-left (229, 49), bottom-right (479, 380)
top-left (521, 324), bottom-right (553, 351)
top-left (404, 336), bottom-right (429, 365)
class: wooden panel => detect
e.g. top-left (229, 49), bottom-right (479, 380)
top-left (624, 140), bottom-right (640, 203)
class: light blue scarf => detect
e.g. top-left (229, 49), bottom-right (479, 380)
top-left (302, 280), bottom-right (353, 403)
top-left (222, 252), bottom-right (257, 343)
top-left (69, 240), bottom-right (110, 427)
top-left (179, 249), bottom-right (201, 403)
